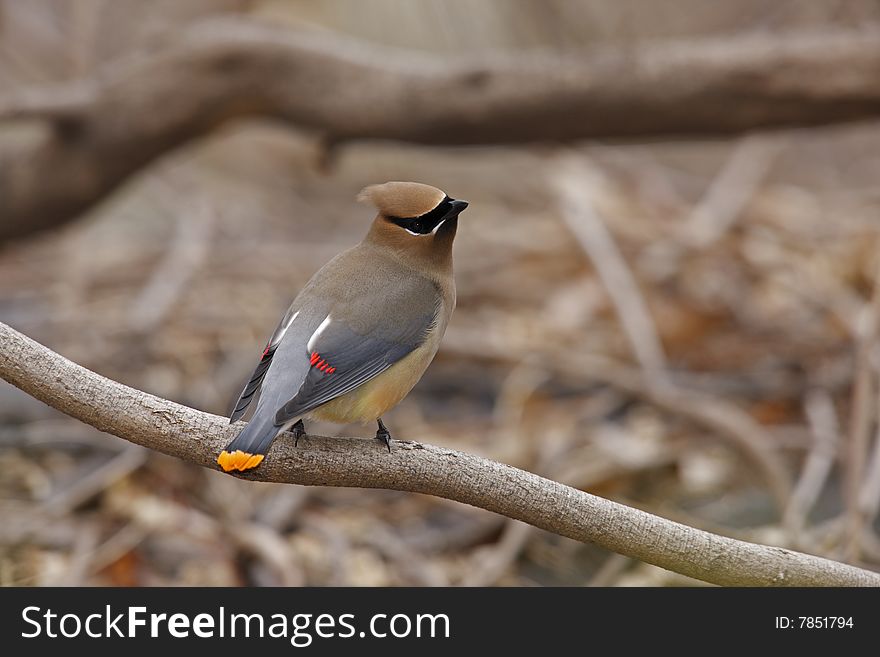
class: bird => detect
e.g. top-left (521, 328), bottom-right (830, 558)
top-left (217, 181), bottom-right (468, 472)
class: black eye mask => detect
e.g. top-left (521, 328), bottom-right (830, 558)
top-left (388, 197), bottom-right (453, 235)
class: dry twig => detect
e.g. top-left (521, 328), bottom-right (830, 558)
top-left (127, 198), bottom-right (215, 333)
top-left (784, 390), bottom-right (840, 537)
top-left (684, 135), bottom-right (787, 248)
top-left (554, 155), bottom-right (669, 386)
top-left (845, 259), bottom-right (880, 559)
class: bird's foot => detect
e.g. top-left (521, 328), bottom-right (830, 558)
top-left (376, 418), bottom-right (392, 453)
top-left (292, 419), bottom-right (306, 447)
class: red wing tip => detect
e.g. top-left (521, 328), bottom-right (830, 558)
top-left (217, 450), bottom-right (264, 472)
top-left (310, 352), bottom-right (336, 374)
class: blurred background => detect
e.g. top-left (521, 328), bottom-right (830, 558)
top-left (2, 0), bottom-right (880, 586)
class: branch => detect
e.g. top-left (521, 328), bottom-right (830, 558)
top-left (1, 321), bottom-right (877, 587)
top-left (3, 19), bottom-right (880, 239)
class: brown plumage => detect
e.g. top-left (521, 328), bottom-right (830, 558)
top-left (358, 181), bottom-right (446, 219)
top-left (218, 181), bottom-right (468, 472)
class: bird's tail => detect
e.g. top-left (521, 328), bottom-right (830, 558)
top-left (217, 413), bottom-right (281, 472)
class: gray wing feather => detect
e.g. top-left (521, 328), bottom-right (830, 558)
top-left (274, 314), bottom-right (433, 424)
top-left (229, 304), bottom-right (304, 423)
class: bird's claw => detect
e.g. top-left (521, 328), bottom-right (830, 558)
top-left (292, 419), bottom-right (306, 447)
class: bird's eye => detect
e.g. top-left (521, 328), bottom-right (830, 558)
top-left (410, 221), bottom-right (423, 233)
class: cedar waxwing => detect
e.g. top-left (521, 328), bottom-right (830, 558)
top-left (218, 182), bottom-right (468, 472)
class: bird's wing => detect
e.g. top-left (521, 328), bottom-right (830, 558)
top-left (273, 286), bottom-right (439, 425)
top-left (229, 304), bottom-right (301, 423)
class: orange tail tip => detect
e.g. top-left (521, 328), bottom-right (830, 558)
top-left (217, 450), bottom-right (265, 472)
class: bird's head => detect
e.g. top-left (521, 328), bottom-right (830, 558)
top-left (359, 182), bottom-right (468, 264)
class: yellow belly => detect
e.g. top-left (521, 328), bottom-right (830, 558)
top-left (309, 339), bottom-right (438, 424)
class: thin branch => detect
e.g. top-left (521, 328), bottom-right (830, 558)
top-left (127, 198), bottom-right (214, 333)
top-left (784, 389), bottom-right (840, 536)
top-left (683, 134), bottom-right (787, 248)
top-left (588, 553), bottom-right (633, 587)
top-left (845, 258), bottom-right (880, 559)
top-left (1, 322), bottom-right (875, 586)
top-left (461, 520), bottom-right (534, 587)
top-left (42, 444), bottom-right (148, 517)
top-left (859, 418), bottom-right (880, 524)
top-left (859, 327), bottom-right (880, 525)
top-left (554, 155), bottom-right (669, 386)
top-left (3, 20), bottom-right (880, 240)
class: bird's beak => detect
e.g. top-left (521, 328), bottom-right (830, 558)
top-left (445, 199), bottom-right (469, 218)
